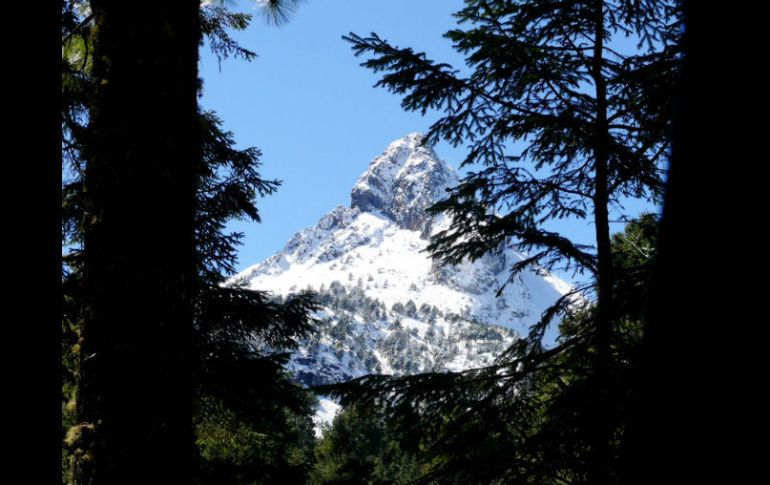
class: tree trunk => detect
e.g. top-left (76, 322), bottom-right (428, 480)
top-left (73, 2), bottom-right (200, 483)
top-left (589, 1), bottom-right (615, 484)
top-left (619, 1), bottom-right (708, 483)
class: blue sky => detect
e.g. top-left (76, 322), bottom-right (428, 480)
top-left (199, 0), bottom-right (659, 281)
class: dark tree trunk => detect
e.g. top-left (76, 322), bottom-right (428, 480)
top-left (74, 2), bottom-right (200, 483)
top-left (619, 1), bottom-right (708, 483)
top-left (589, 1), bottom-right (615, 484)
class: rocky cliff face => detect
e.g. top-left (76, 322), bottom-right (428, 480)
top-left (230, 133), bottom-right (572, 387)
top-left (350, 132), bottom-right (456, 234)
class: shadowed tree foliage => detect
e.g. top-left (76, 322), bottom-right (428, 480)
top-left (310, 402), bottom-right (425, 485)
top-left (62, 1), bottom-right (317, 483)
top-left (319, 1), bottom-right (682, 483)
top-left (191, 111), bottom-right (319, 484)
top-left (66, 1), bottom-right (201, 482)
top-left (619, 2), bottom-right (708, 482)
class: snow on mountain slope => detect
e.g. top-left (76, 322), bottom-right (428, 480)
top-left (230, 134), bottom-right (572, 427)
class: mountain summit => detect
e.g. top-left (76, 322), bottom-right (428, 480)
top-left (351, 133), bottom-right (457, 233)
top-left (230, 134), bottom-right (571, 393)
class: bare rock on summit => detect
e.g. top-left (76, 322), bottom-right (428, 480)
top-left (350, 133), bottom-right (457, 234)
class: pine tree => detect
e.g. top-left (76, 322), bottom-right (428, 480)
top-left (66, 2), bottom-right (202, 482)
top-left (321, 1), bottom-right (683, 483)
top-left (310, 403), bottom-right (424, 485)
top-left (404, 300), bottom-right (418, 318)
top-left (191, 112), bottom-right (318, 483)
top-left (62, 1), bottom-right (316, 483)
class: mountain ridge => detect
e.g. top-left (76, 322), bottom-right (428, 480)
top-left (230, 134), bottom-right (571, 392)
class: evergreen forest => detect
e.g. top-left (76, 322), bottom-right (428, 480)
top-left (61, 1), bottom-right (707, 484)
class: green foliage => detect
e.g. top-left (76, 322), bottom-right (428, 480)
top-left (310, 403), bottom-right (424, 485)
top-left (196, 394), bottom-right (316, 484)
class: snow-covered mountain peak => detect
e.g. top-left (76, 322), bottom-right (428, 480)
top-left (230, 134), bottom-right (573, 400)
top-left (351, 133), bottom-right (458, 233)
top-left (385, 131), bottom-right (426, 150)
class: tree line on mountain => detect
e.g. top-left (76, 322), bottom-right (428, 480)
top-left (61, 0), bottom-right (703, 484)
top-left (300, 281), bottom-right (513, 378)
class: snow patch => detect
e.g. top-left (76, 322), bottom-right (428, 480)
top-left (313, 398), bottom-right (341, 437)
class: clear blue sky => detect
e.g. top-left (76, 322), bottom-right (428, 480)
top-left (199, 0), bottom-right (659, 281)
